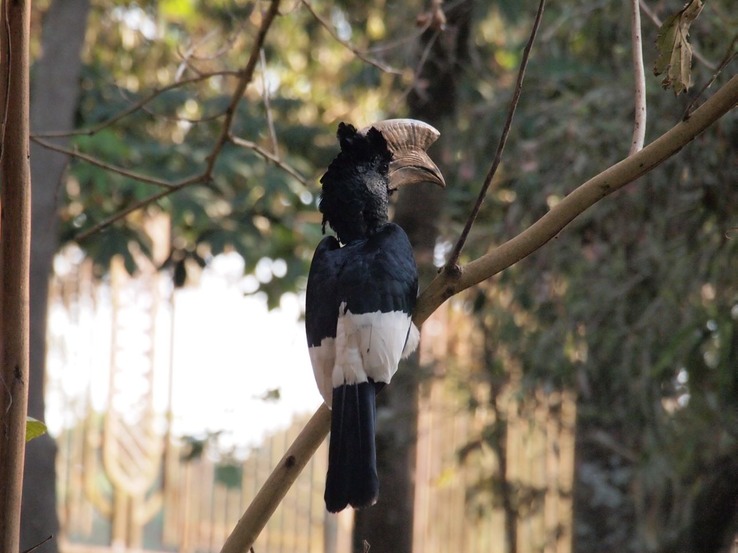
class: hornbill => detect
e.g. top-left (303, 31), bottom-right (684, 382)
top-left (306, 119), bottom-right (444, 513)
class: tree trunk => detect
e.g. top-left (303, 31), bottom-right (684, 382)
top-left (22, 1), bottom-right (90, 551)
top-left (351, 2), bottom-right (472, 551)
top-left (0, 0), bottom-right (32, 551)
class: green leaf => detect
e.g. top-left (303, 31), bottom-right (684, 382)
top-left (215, 463), bottom-right (242, 489)
top-left (26, 417), bottom-right (47, 443)
top-left (653, 0), bottom-right (705, 95)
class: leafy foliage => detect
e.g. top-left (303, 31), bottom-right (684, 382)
top-left (25, 417), bottom-right (48, 443)
top-left (34, 0), bottom-right (738, 550)
top-left (433, 2), bottom-right (737, 551)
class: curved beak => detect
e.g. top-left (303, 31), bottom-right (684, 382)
top-left (361, 119), bottom-right (446, 191)
top-left (388, 149), bottom-right (445, 190)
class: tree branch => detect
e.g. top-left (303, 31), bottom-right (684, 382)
top-left (683, 33), bottom-right (737, 119)
top-left (445, 0), bottom-right (546, 267)
top-left (229, 134), bottom-right (308, 186)
top-left (415, 74), bottom-right (738, 324)
top-left (219, 406), bottom-right (331, 553)
top-left (629, 0), bottom-right (647, 155)
top-left (71, 0), bottom-right (282, 241)
top-left (300, 0), bottom-right (402, 76)
top-left (30, 136), bottom-right (178, 189)
top-left (217, 57), bottom-right (738, 553)
top-left (31, 71), bottom-right (241, 139)
top-left (0, 0), bottom-right (31, 550)
top-left (205, 0), bottom-right (281, 175)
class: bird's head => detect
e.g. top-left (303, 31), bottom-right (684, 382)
top-left (319, 119), bottom-right (445, 244)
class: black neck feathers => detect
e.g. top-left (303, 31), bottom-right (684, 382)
top-left (319, 123), bottom-right (393, 244)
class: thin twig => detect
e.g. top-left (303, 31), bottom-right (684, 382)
top-left (217, 72), bottom-right (738, 553)
top-left (175, 27), bottom-right (222, 80)
top-left (417, 74), bottom-right (738, 324)
top-left (20, 535), bottom-right (53, 553)
top-left (300, 0), bottom-right (403, 75)
top-left (260, 48), bottom-right (279, 158)
top-left (682, 33), bottom-right (738, 119)
top-left (72, 0), bottom-right (283, 241)
top-left (32, 71), bottom-right (241, 139)
top-left (366, 25), bottom-right (429, 54)
top-left (445, 0), bottom-right (546, 268)
top-left (113, 80), bottom-right (230, 125)
top-left (390, 27), bottom-right (440, 114)
top-left (31, 136), bottom-right (178, 189)
top-left (205, 1), bottom-right (281, 175)
top-left (629, 0), bottom-right (647, 155)
top-left (229, 134), bottom-right (308, 186)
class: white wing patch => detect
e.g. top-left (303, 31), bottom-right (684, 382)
top-left (309, 303), bottom-right (420, 409)
top-left (309, 338), bottom-right (335, 406)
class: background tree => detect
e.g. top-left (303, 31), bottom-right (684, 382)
top-left (16, 0), bottom-right (738, 552)
top-left (23, 2), bottom-right (91, 551)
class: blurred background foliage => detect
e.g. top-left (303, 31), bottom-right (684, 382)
top-left (30, 0), bottom-right (737, 551)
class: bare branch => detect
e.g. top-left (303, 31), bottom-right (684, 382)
top-left (390, 27), bottom-right (440, 114)
top-left (32, 71), bottom-right (241, 139)
top-left (416, 74), bottom-right (738, 324)
top-left (229, 134), bottom-right (308, 186)
top-left (216, 67), bottom-right (738, 553)
top-left (115, 83), bottom-right (230, 125)
top-left (629, 0), bottom-right (647, 155)
top-left (205, 1), bottom-right (281, 174)
top-left (175, 27), bottom-right (223, 79)
top-left (260, 48), bottom-right (279, 158)
top-left (219, 406), bottom-right (331, 553)
top-left (72, 0), bottom-right (283, 241)
top-left (30, 136), bottom-right (178, 189)
top-left (73, 176), bottom-right (204, 242)
top-left (300, 0), bottom-right (403, 76)
top-left (683, 33), bottom-right (738, 119)
top-left (445, 0), bottom-right (546, 268)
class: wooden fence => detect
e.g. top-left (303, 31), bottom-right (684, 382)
top-left (49, 251), bottom-right (575, 553)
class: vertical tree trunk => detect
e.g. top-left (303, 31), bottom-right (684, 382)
top-left (22, 1), bottom-right (90, 551)
top-left (352, 2), bottom-right (473, 551)
top-left (0, 0), bottom-right (32, 551)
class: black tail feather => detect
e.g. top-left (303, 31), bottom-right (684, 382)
top-left (325, 381), bottom-right (379, 513)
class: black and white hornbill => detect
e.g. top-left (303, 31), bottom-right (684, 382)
top-left (306, 119), bottom-right (444, 513)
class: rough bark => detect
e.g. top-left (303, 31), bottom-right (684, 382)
top-left (0, 0), bottom-right (32, 551)
top-left (21, 1), bottom-right (90, 552)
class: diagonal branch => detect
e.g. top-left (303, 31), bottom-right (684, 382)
top-left (683, 33), bottom-right (737, 119)
top-left (71, 0), bottom-right (283, 242)
top-left (217, 52), bottom-right (738, 553)
top-left (73, 176), bottom-right (204, 242)
top-left (300, 0), bottom-right (403, 76)
top-left (30, 136), bottom-right (178, 189)
top-left (204, 0), bottom-right (281, 175)
top-left (229, 134), bottom-right (308, 186)
top-left (415, 74), bottom-right (738, 324)
top-left (32, 71), bottom-right (241, 139)
top-left (445, 0), bottom-right (546, 268)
